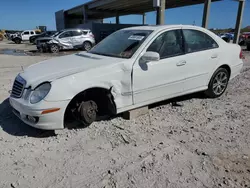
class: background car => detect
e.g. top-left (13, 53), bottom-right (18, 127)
top-left (220, 33), bottom-right (234, 42)
top-left (38, 29), bottom-right (95, 53)
top-left (12, 30), bottom-right (41, 44)
top-left (29, 31), bottom-right (57, 44)
top-left (6, 32), bottom-right (21, 40)
top-left (240, 32), bottom-right (250, 46)
top-left (246, 36), bottom-right (250, 51)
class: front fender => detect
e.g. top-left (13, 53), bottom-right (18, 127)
top-left (47, 39), bottom-right (59, 44)
top-left (44, 74), bottom-right (132, 110)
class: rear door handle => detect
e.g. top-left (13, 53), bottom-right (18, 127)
top-left (176, 61), bottom-right (186, 66)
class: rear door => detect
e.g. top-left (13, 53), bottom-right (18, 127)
top-left (71, 30), bottom-right (84, 48)
top-left (181, 28), bottom-right (220, 92)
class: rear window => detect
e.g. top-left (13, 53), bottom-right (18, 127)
top-left (183, 29), bottom-right (218, 53)
top-left (71, 30), bottom-right (83, 37)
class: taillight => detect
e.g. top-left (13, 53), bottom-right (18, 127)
top-left (240, 49), bottom-right (244, 59)
top-left (90, 33), bottom-right (94, 38)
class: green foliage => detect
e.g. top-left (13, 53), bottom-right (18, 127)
top-left (210, 26), bottom-right (250, 35)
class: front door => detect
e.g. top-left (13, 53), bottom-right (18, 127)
top-left (133, 29), bottom-right (187, 104)
top-left (57, 31), bottom-right (73, 49)
top-left (181, 29), bottom-right (220, 92)
top-left (22, 31), bottom-right (30, 40)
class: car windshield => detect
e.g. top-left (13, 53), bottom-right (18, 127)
top-left (89, 29), bottom-right (153, 58)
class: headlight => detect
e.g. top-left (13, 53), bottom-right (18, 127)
top-left (30, 82), bottom-right (51, 104)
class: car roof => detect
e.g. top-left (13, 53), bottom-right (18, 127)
top-left (122, 24), bottom-right (206, 32)
top-left (62, 28), bottom-right (91, 32)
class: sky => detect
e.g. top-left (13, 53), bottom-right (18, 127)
top-left (0, 0), bottom-right (249, 30)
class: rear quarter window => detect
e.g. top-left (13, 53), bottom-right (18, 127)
top-left (83, 31), bottom-right (88, 35)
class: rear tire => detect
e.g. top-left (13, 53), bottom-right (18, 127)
top-left (14, 38), bottom-right (21, 44)
top-left (239, 40), bottom-right (245, 46)
top-left (205, 68), bottom-right (229, 98)
top-left (50, 44), bottom-right (59, 53)
top-left (83, 41), bottom-right (92, 51)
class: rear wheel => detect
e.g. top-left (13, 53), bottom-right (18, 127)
top-left (205, 68), bottom-right (229, 98)
top-left (50, 44), bottom-right (59, 53)
top-left (14, 38), bottom-right (21, 44)
top-left (83, 41), bottom-right (92, 51)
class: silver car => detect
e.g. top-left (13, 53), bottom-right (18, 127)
top-left (37, 29), bottom-right (95, 53)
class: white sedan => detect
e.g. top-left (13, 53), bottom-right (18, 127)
top-left (9, 25), bottom-right (244, 130)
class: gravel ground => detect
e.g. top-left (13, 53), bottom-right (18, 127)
top-left (0, 40), bottom-right (250, 188)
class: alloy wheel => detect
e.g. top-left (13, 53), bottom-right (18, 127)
top-left (84, 42), bottom-right (92, 51)
top-left (212, 72), bottom-right (228, 95)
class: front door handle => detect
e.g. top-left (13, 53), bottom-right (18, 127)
top-left (176, 61), bottom-right (186, 66)
top-left (211, 54), bottom-right (218, 59)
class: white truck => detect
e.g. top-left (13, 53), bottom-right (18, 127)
top-left (12, 30), bottom-right (40, 44)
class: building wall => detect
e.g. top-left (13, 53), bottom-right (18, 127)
top-left (78, 23), bottom-right (144, 43)
top-left (65, 18), bottom-right (83, 28)
top-left (55, 10), bottom-right (65, 31)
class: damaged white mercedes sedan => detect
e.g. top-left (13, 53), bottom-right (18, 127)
top-left (9, 25), bottom-right (244, 130)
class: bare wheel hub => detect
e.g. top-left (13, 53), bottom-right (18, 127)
top-left (78, 100), bottom-right (98, 125)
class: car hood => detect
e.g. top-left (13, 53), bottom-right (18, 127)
top-left (20, 52), bottom-right (125, 87)
top-left (36, 36), bottom-right (53, 41)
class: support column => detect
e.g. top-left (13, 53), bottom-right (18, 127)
top-left (156, 8), bottom-right (160, 25)
top-left (233, 0), bottom-right (245, 44)
top-left (156, 0), bottom-right (165, 25)
top-left (142, 13), bottom-right (146, 25)
top-left (116, 14), bottom-right (120, 24)
top-left (83, 6), bottom-right (88, 24)
top-left (202, 0), bottom-right (211, 28)
top-left (160, 0), bottom-right (165, 25)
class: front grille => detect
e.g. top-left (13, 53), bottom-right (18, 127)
top-left (11, 76), bottom-right (26, 98)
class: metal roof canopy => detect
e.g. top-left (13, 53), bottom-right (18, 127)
top-left (63, 0), bottom-right (246, 44)
top-left (66, 0), bottom-right (220, 19)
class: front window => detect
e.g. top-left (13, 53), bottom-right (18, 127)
top-left (53, 31), bottom-right (64, 37)
top-left (59, 31), bottom-right (72, 38)
top-left (89, 29), bottom-right (153, 58)
top-left (147, 30), bottom-right (184, 59)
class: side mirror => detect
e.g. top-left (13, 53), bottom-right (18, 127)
top-left (141, 51), bottom-right (160, 63)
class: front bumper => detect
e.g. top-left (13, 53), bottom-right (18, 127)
top-left (9, 97), bottom-right (70, 130)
